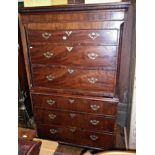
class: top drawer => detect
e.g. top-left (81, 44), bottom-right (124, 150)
top-left (21, 10), bottom-right (125, 23)
top-left (27, 30), bottom-right (118, 45)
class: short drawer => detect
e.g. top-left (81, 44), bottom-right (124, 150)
top-left (31, 93), bottom-right (118, 116)
top-left (34, 109), bottom-right (116, 132)
top-left (29, 45), bottom-right (118, 69)
top-left (31, 66), bottom-right (116, 95)
top-left (27, 29), bottom-right (118, 45)
top-left (37, 124), bottom-right (115, 149)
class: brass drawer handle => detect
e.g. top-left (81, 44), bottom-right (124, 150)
top-left (50, 129), bottom-right (57, 134)
top-left (63, 31), bottom-right (72, 40)
top-left (68, 99), bottom-right (75, 103)
top-left (90, 120), bottom-right (100, 126)
top-left (48, 114), bottom-right (56, 120)
top-left (65, 31), bottom-right (72, 36)
top-left (42, 32), bottom-right (51, 40)
top-left (88, 53), bottom-right (98, 60)
top-left (69, 113), bottom-right (76, 118)
top-left (66, 46), bottom-right (73, 52)
top-left (47, 99), bottom-right (55, 106)
top-left (88, 77), bottom-right (98, 84)
top-left (90, 135), bottom-right (98, 141)
top-left (70, 128), bottom-right (76, 133)
top-left (67, 69), bottom-right (75, 74)
top-left (46, 74), bottom-right (55, 81)
top-left (88, 32), bottom-right (100, 40)
top-left (43, 52), bottom-right (53, 59)
top-left (90, 105), bottom-right (100, 111)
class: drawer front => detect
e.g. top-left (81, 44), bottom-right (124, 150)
top-left (31, 93), bottom-right (118, 116)
top-left (29, 45), bottom-right (118, 69)
top-left (34, 109), bottom-right (116, 132)
top-left (22, 10), bottom-right (125, 23)
top-left (37, 124), bottom-right (114, 149)
top-left (27, 30), bottom-right (118, 45)
top-left (32, 66), bottom-right (116, 94)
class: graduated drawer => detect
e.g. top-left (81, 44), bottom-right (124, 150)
top-left (27, 29), bottom-right (118, 45)
top-left (31, 66), bottom-right (116, 95)
top-left (37, 124), bottom-right (115, 149)
top-left (34, 109), bottom-right (116, 132)
top-left (29, 45), bottom-right (118, 69)
top-left (31, 93), bottom-right (118, 116)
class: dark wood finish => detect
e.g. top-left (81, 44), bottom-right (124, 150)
top-left (37, 124), bottom-right (114, 150)
top-left (30, 87), bottom-right (115, 97)
top-left (18, 127), bottom-right (36, 140)
top-left (18, 26), bottom-right (29, 92)
top-left (29, 45), bottom-right (118, 69)
top-left (27, 30), bottom-right (118, 45)
top-left (18, 2), bottom-right (130, 13)
top-left (31, 93), bottom-right (118, 116)
top-left (19, 15), bottom-right (33, 89)
top-left (27, 21), bottom-right (124, 30)
top-left (32, 66), bottom-right (116, 95)
top-left (34, 109), bottom-right (116, 132)
top-left (21, 11), bottom-right (125, 24)
top-left (19, 2), bottom-right (132, 150)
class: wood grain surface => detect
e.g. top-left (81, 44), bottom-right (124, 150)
top-left (19, 1), bottom-right (131, 150)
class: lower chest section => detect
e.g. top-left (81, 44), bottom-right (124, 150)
top-left (31, 92), bottom-right (118, 149)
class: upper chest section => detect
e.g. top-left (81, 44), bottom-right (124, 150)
top-left (20, 9), bottom-right (126, 47)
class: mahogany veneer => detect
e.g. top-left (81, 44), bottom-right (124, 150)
top-left (32, 66), bottom-right (116, 95)
top-left (37, 124), bottom-right (114, 149)
top-left (19, 2), bottom-right (131, 150)
top-left (27, 30), bottom-right (118, 44)
top-left (31, 93), bottom-right (118, 116)
top-left (29, 45), bottom-right (118, 69)
top-left (34, 109), bottom-right (116, 132)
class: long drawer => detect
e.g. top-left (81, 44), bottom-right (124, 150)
top-left (34, 109), bottom-right (116, 132)
top-left (22, 10), bottom-right (125, 23)
top-left (31, 66), bottom-right (116, 95)
top-left (27, 30), bottom-right (118, 45)
top-left (29, 45), bottom-right (118, 69)
top-left (31, 93), bottom-right (118, 116)
top-left (37, 124), bottom-right (115, 149)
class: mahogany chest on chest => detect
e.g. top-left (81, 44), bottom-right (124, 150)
top-left (19, 2), bottom-right (131, 150)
